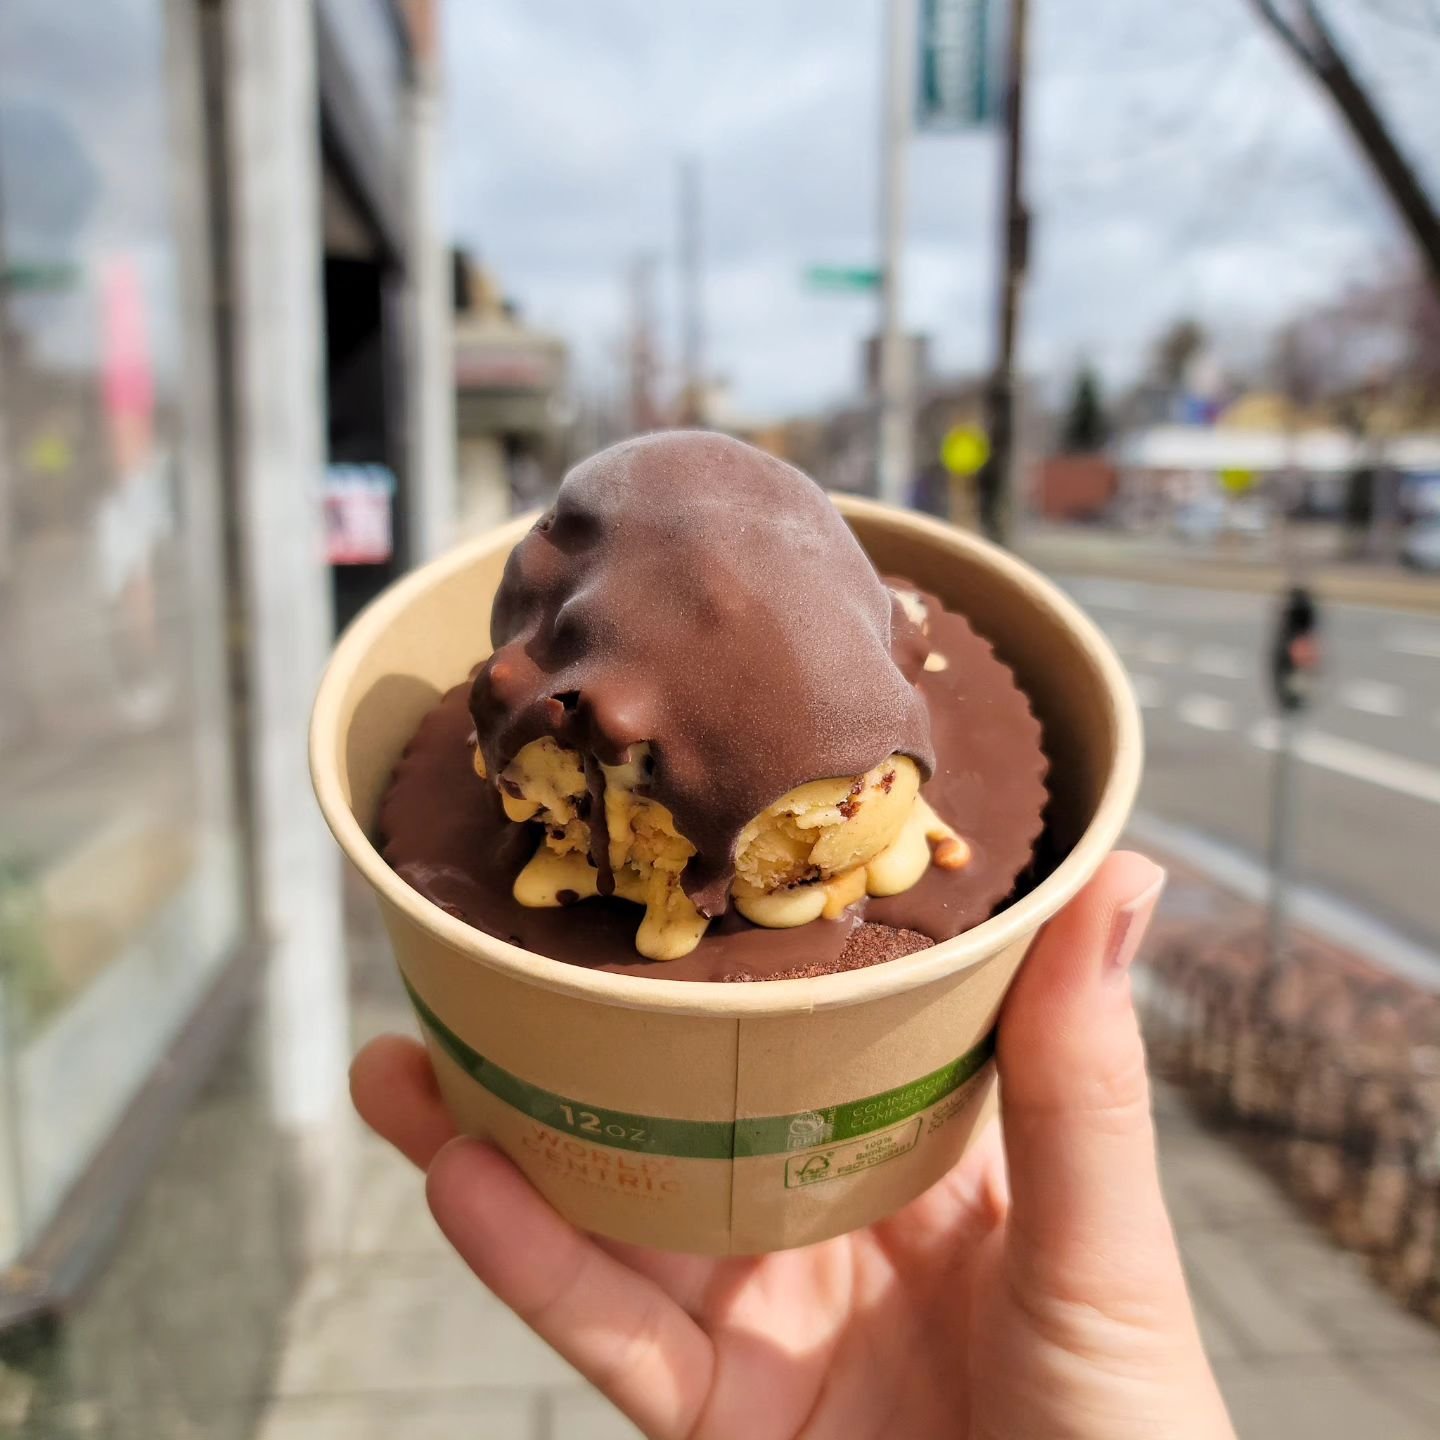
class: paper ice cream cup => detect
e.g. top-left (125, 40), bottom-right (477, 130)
top-left (310, 498), bottom-right (1141, 1254)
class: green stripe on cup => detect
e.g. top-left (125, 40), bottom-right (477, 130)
top-left (405, 977), bottom-right (995, 1161)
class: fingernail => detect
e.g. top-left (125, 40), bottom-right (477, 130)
top-left (1105, 867), bottom-right (1167, 981)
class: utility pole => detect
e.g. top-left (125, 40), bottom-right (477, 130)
top-left (678, 157), bottom-right (704, 426)
top-left (627, 254), bottom-right (659, 434)
top-left (977, 0), bottom-right (1029, 545)
top-left (876, 0), bottom-right (917, 507)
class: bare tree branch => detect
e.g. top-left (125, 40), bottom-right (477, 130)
top-left (1247, 0), bottom-right (1319, 64)
top-left (1245, 0), bottom-right (1440, 291)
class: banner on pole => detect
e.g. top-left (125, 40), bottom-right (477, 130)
top-left (916, 0), bottom-right (997, 131)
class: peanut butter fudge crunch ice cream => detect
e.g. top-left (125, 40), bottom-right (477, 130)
top-left (379, 432), bottom-right (1048, 982)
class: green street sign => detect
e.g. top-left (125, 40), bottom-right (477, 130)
top-left (2, 261), bottom-right (81, 293)
top-left (805, 265), bottom-right (882, 293)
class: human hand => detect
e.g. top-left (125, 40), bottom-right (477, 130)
top-left (352, 852), bottom-right (1235, 1440)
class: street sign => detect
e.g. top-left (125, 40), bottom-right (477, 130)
top-left (2, 261), bottom-right (80, 293)
top-left (804, 265), bottom-right (882, 292)
top-left (941, 424), bottom-right (989, 477)
top-left (917, 0), bottom-right (996, 131)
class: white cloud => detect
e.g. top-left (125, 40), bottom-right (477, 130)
top-left (442, 0), bottom-right (1435, 417)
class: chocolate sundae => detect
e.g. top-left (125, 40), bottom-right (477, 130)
top-left (379, 432), bottom-right (1047, 981)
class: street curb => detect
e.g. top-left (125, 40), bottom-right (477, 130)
top-left (1020, 546), bottom-right (1440, 615)
top-left (1125, 812), bottom-right (1440, 989)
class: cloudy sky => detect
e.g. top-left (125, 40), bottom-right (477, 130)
top-left (442, 0), bottom-right (1439, 419)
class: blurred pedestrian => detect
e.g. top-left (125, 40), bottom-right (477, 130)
top-left (354, 854), bottom-right (1237, 1440)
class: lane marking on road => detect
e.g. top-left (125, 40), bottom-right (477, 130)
top-left (1337, 679), bottom-right (1405, 718)
top-left (1384, 628), bottom-right (1440, 660)
top-left (1104, 620), bottom-right (1137, 653)
top-left (1189, 644), bottom-right (1248, 680)
top-left (1069, 579), bottom-right (1142, 611)
top-left (1249, 720), bottom-right (1440, 806)
top-left (1125, 811), bottom-right (1440, 987)
top-left (1138, 632), bottom-right (1181, 665)
top-left (1157, 591), bottom-right (1261, 624)
top-left (1176, 693), bottom-right (1234, 732)
top-left (1129, 673), bottom-right (1165, 710)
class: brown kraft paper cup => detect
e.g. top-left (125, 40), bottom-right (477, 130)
top-left (310, 498), bottom-right (1142, 1254)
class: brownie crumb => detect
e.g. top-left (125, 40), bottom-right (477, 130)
top-left (840, 921), bottom-right (933, 967)
top-left (721, 922), bottom-right (934, 981)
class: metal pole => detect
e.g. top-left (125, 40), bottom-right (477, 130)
top-left (678, 157), bottom-right (703, 426)
top-left (876, 0), bottom-right (917, 507)
top-left (1266, 710), bottom-right (1298, 964)
top-left (977, 0), bottom-right (1030, 545)
top-left (1268, 405), bottom-right (1304, 967)
top-left (628, 254), bottom-right (658, 434)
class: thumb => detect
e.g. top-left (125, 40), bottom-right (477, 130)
top-left (998, 851), bottom-right (1180, 1304)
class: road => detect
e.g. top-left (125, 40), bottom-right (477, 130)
top-left (1054, 576), bottom-right (1440, 967)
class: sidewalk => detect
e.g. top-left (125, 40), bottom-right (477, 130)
top-left (247, 880), bottom-right (1440, 1440)
top-left (250, 882), bottom-right (631, 1440)
top-left (1019, 525), bottom-right (1440, 613)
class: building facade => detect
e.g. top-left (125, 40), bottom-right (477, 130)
top-left (0, 2), bottom-right (451, 1431)
top-left (451, 253), bottom-right (568, 532)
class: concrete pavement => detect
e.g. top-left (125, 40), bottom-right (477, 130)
top-left (246, 880), bottom-right (1440, 1439)
top-left (1155, 1081), bottom-right (1440, 1438)
top-left (250, 885), bottom-right (636, 1440)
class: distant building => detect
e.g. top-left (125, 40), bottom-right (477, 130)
top-left (1031, 455), bottom-right (1119, 522)
top-left (452, 254), bottom-right (568, 528)
top-left (1113, 420), bottom-right (1440, 527)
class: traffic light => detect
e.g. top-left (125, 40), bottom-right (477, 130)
top-left (1270, 585), bottom-right (1321, 713)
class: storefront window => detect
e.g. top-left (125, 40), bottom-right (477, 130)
top-left (0, 2), bottom-right (241, 1261)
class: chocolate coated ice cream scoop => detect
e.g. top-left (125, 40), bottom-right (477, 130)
top-left (469, 431), bottom-right (953, 958)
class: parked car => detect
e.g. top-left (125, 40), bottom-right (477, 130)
top-left (1227, 498), bottom-right (1269, 537)
top-left (1401, 518), bottom-right (1440, 572)
top-left (1172, 495), bottom-right (1268, 543)
top-left (1172, 497), bottom-right (1224, 544)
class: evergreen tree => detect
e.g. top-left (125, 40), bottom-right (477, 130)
top-left (1062, 365), bottom-right (1108, 453)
